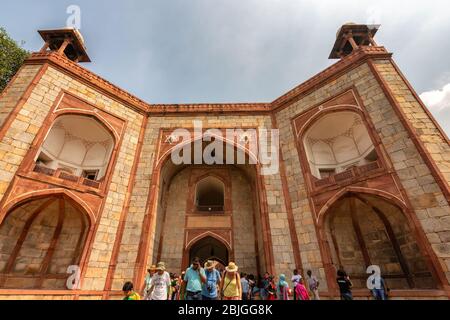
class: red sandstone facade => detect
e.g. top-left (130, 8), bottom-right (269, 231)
top-left (0, 24), bottom-right (449, 300)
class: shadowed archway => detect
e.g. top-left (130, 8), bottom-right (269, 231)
top-left (188, 236), bottom-right (229, 269)
top-left (323, 192), bottom-right (438, 290)
top-left (0, 195), bottom-right (91, 289)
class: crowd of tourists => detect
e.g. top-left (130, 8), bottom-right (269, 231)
top-left (122, 257), bottom-right (388, 301)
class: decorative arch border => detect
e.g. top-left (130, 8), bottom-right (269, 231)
top-left (194, 173), bottom-right (227, 193)
top-left (296, 104), bottom-right (363, 139)
top-left (54, 90), bottom-right (126, 140)
top-left (182, 231), bottom-right (233, 270)
top-left (185, 231), bottom-right (232, 251)
top-left (134, 128), bottom-right (275, 287)
top-left (155, 130), bottom-right (260, 170)
top-left (0, 188), bottom-right (96, 226)
top-left (316, 186), bottom-right (407, 227)
top-left (51, 109), bottom-right (120, 143)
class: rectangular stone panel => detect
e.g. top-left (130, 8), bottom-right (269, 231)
top-left (186, 215), bottom-right (231, 229)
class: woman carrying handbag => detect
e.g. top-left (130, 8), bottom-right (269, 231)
top-left (219, 262), bottom-right (242, 300)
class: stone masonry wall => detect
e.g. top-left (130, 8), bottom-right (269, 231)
top-left (157, 168), bottom-right (190, 273)
top-left (0, 65), bottom-right (42, 196)
top-left (231, 167), bottom-right (258, 275)
top-left (0, 199), bottom-right (42, 272)
top-left (374, 60), bottom-right (450, 284)
top-left (375, 61), bottom-right (450, 188)
top-left (0, 65), bottom-right (41, 131)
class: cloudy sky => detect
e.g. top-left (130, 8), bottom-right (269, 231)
top-left (1, 0), bottom-right (449, 134)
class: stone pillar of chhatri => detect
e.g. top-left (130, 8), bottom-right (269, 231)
top-left (0, 23), bottom-right (449, 300)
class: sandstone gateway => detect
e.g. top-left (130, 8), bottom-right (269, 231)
top-left (0, 23), bottom-right (449, 300)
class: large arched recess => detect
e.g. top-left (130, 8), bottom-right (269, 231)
top-left (23, 110), bottom-right (120, 189)
top-left (295, 105), bottom-right (387, 185)
top-left (0, 191), bottom-right (95, 290)
top-left (134, 132), bottom-right (274, 286)
top-left (317, 188), bottom-right (443, 292)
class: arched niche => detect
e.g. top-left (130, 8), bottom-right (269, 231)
top-left (324, 193), bottom-right (437, 290)
top-left (0, 195), bottom-right (90, 289)
top-left (35, 114), bottom-right (115, 181)
top-left (303, 111), bottom-right (378, 179)
top-left (195, 176), bottom-right (225, 212)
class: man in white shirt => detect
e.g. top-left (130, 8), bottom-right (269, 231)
top-left (148, 262), bottom-right (171, 300)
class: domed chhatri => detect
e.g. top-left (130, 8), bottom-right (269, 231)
top-left (38, 27), bottom-right (90, 62)
top-left (329, 22), bottom-right (380, 59)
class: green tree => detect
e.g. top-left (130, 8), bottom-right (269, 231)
top-left (0, 27), bottom-right (29, 92)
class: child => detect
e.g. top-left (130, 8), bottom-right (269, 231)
top-left (123, 281), bottom-right (141, 300)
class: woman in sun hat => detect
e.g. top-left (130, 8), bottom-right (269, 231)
top-left (142, 264), bottom-right (157, 300)
top-left (219, 262), bottom-right (242, 300)
top-left (202, 260), bottom-right (221, 300)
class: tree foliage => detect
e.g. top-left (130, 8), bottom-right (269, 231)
top-left (0, 27), bottom-right (30, 92)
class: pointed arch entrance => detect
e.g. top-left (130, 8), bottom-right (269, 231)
top-left (188, 236), bottom-right (229, 270)
top-left (135, 130), bottom-right (273, 286)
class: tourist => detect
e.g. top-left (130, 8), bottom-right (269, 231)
top-left (142, 265), bottom-right (156, 300)
top-left (248, 274), bottom-right (256, 300)
top-left (182, 257), bottom-right (206, 300)
top-left (219, 262), bottom-right (242, 300)
top-left (267, 275), bottom-right (277, 300)
top-left (240, 273), bottom-right (249, 300)
top-left (147, 262), bottom-right (171, 300)
top-left (170, 273), bottom-right (181, 300)
top-left (122, 281), bottom-right (141, 300)
top-left (370, 271), bottom-right (388, 300)
top-left (277, 274), bottom-right (290, 300)
top-left (179, 271), bottom-right (186, 299)
top-left (336, 269), bottom-right (353, 300)
top-left (306, 270), bottom-right (320, 300)
top-left (260, 272), bottom-right (270, 300)
top-left (202, 260), bottom-right (221, 300)
top-left (294, 278), bottom-right (310, 300)
top-left (291, 269), bottom-right (302, 300)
